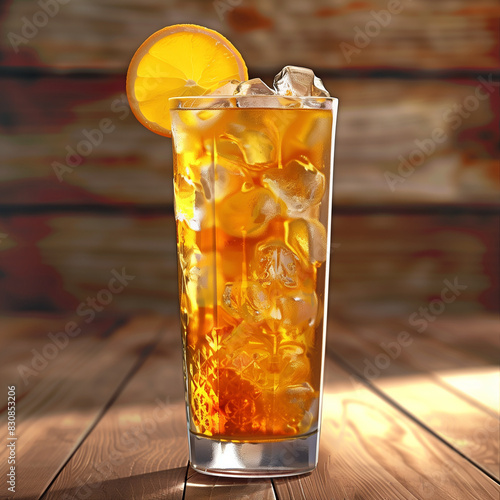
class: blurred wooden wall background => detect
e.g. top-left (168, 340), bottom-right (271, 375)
top-left (0, 0), bottom-right (498, 317)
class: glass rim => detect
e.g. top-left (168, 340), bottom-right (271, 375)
top-left (169, 95), bottom-right (338, 110)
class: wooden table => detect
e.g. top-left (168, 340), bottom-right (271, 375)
top-left (1, 312), bottom-right (499, 500)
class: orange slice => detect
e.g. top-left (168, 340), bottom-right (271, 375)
top-left (126, 24), bottom-right (248, 137)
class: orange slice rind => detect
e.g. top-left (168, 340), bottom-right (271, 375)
top-left (126, 24), bottom-right (248, 137)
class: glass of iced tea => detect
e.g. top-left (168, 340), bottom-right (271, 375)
top-left (169, 91), bottom-right (338, 477)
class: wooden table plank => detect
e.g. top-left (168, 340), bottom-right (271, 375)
top-left (44, 314), bottom-right (496, 500)
top-left (328, 317), bottom-right (500, 479)
top-left (0, 315), bottom-right (95, 386)
top-left (426, 315), bottom-right (500, 363)
top-left (0, 314), bottom-right (164, 500)
top-left (273, 357), bottom-right (500, 500)
top-left (424, 315), bottom-right (500, 414)
top-left (438, 367), bottom-right (500, 415)
top-left (4, 313), bottom-right (499, 499)
top-left (43, 316), bottom-right (278, 500)
top-left (42, 317), bottom-right (188, 499)
top-left (347, 315), bottom-right (500, 417)
top-left (398, 318), bottom-right (500, 417)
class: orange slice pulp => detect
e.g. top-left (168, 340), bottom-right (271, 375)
top-left (126, 24), bottom-right (248, 137)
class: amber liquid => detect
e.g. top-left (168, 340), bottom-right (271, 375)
top-left (171, 105), bottom-right (333, 441)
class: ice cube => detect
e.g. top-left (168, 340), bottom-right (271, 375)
top-left (216, 126), bottom-right (278, 168)
top-left (252, 240), bottom-right (299, 288)
top-left (214, 114), bottom-right (279, 168)
top-left (222, 281), bottom-right (272, 323)
top-left (234, 78), bottom-right (276, 96)
top-left (182, 244), bottom-right (203, 272)
top-left (211, 80), bottom-right (241, 95)
top-left (178, 242), bottom-right (203, 306)
top-left (263, 159), bottom-right (326, 214)
top-left (276, 342), bottom-right (311, 388)
top-left (234, 78), bottom-right (283, 108)
top-left (178, 244), bottom-right (216, 320)
top-left (214, 161), bottom-right (252, 201)
top-left (285, 218), bottom-right (327, 266)
top-left (240, 128), bottom-right (278, 166)
top-left (199, 164), bottom-right (213, 201)
top-left (198, 162), bottom-right (245, 203)
top-left (276, 291), bottom-right (319, 329)
top-left (222, 282), bottom-right (240, 316)
top-left (252, 239), bottom-right (317, 296)
top-left (174, 174), bottom-right (211, 231)
top-left (273, 66), bottom-right (329, 97)
top-left (242, 282), bottom-right (272, 322)
top-left (285, 383), bottom-right (315, 405)
top-left (218, 187), bottom-right (280, 238)
top-left (214, 133), bottom-right (245, 165)
top-left (183, 251), bottom-right (215, 309)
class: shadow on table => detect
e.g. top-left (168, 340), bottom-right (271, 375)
top-left (42, 466), bottom-right (188, 499)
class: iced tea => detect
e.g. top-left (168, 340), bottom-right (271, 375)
top-left (170, 96), bottom-right (335, 446)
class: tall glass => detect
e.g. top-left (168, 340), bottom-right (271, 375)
top-left (169, 95), bottom-right (338, 477)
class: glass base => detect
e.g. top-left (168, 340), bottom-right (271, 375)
top-left (189, 430), bottom-right (318, 478)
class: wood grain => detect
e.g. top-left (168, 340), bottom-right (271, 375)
top-left (427, 315), bottom-right (500, 414)
top-left (0, 314), bottom-right (117, 420)
top-left (41, 314), bottom-right (277, 500)
top-left (366, 315), bottom-right (500, 415)
top-left (1, 76), bottom-right (498, 207)
top-left (327, 317), bottom-right (500, 479)
top-left (329, 212), bottom-right (500, 314)
top-left (1, 0), bottom-right (498, 71)
top-left (42, 316), bottom-right (187, 500)
top-left (273, 356), bottom-right (500, 500)
top-left (2, 313), bottom-right (499, 499)
top-left (0, 314), bottom-right (164, 500)
top-left (426, 315), bottom-right (500, 366)
top-left (0, 75), bottom-right (173, 206)
top-left (0, 212), bottom-right (497, 315)
top-left (0, 214), bottom-right (178, 313)
top-left (0, 314), bottom-right (80, 352)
